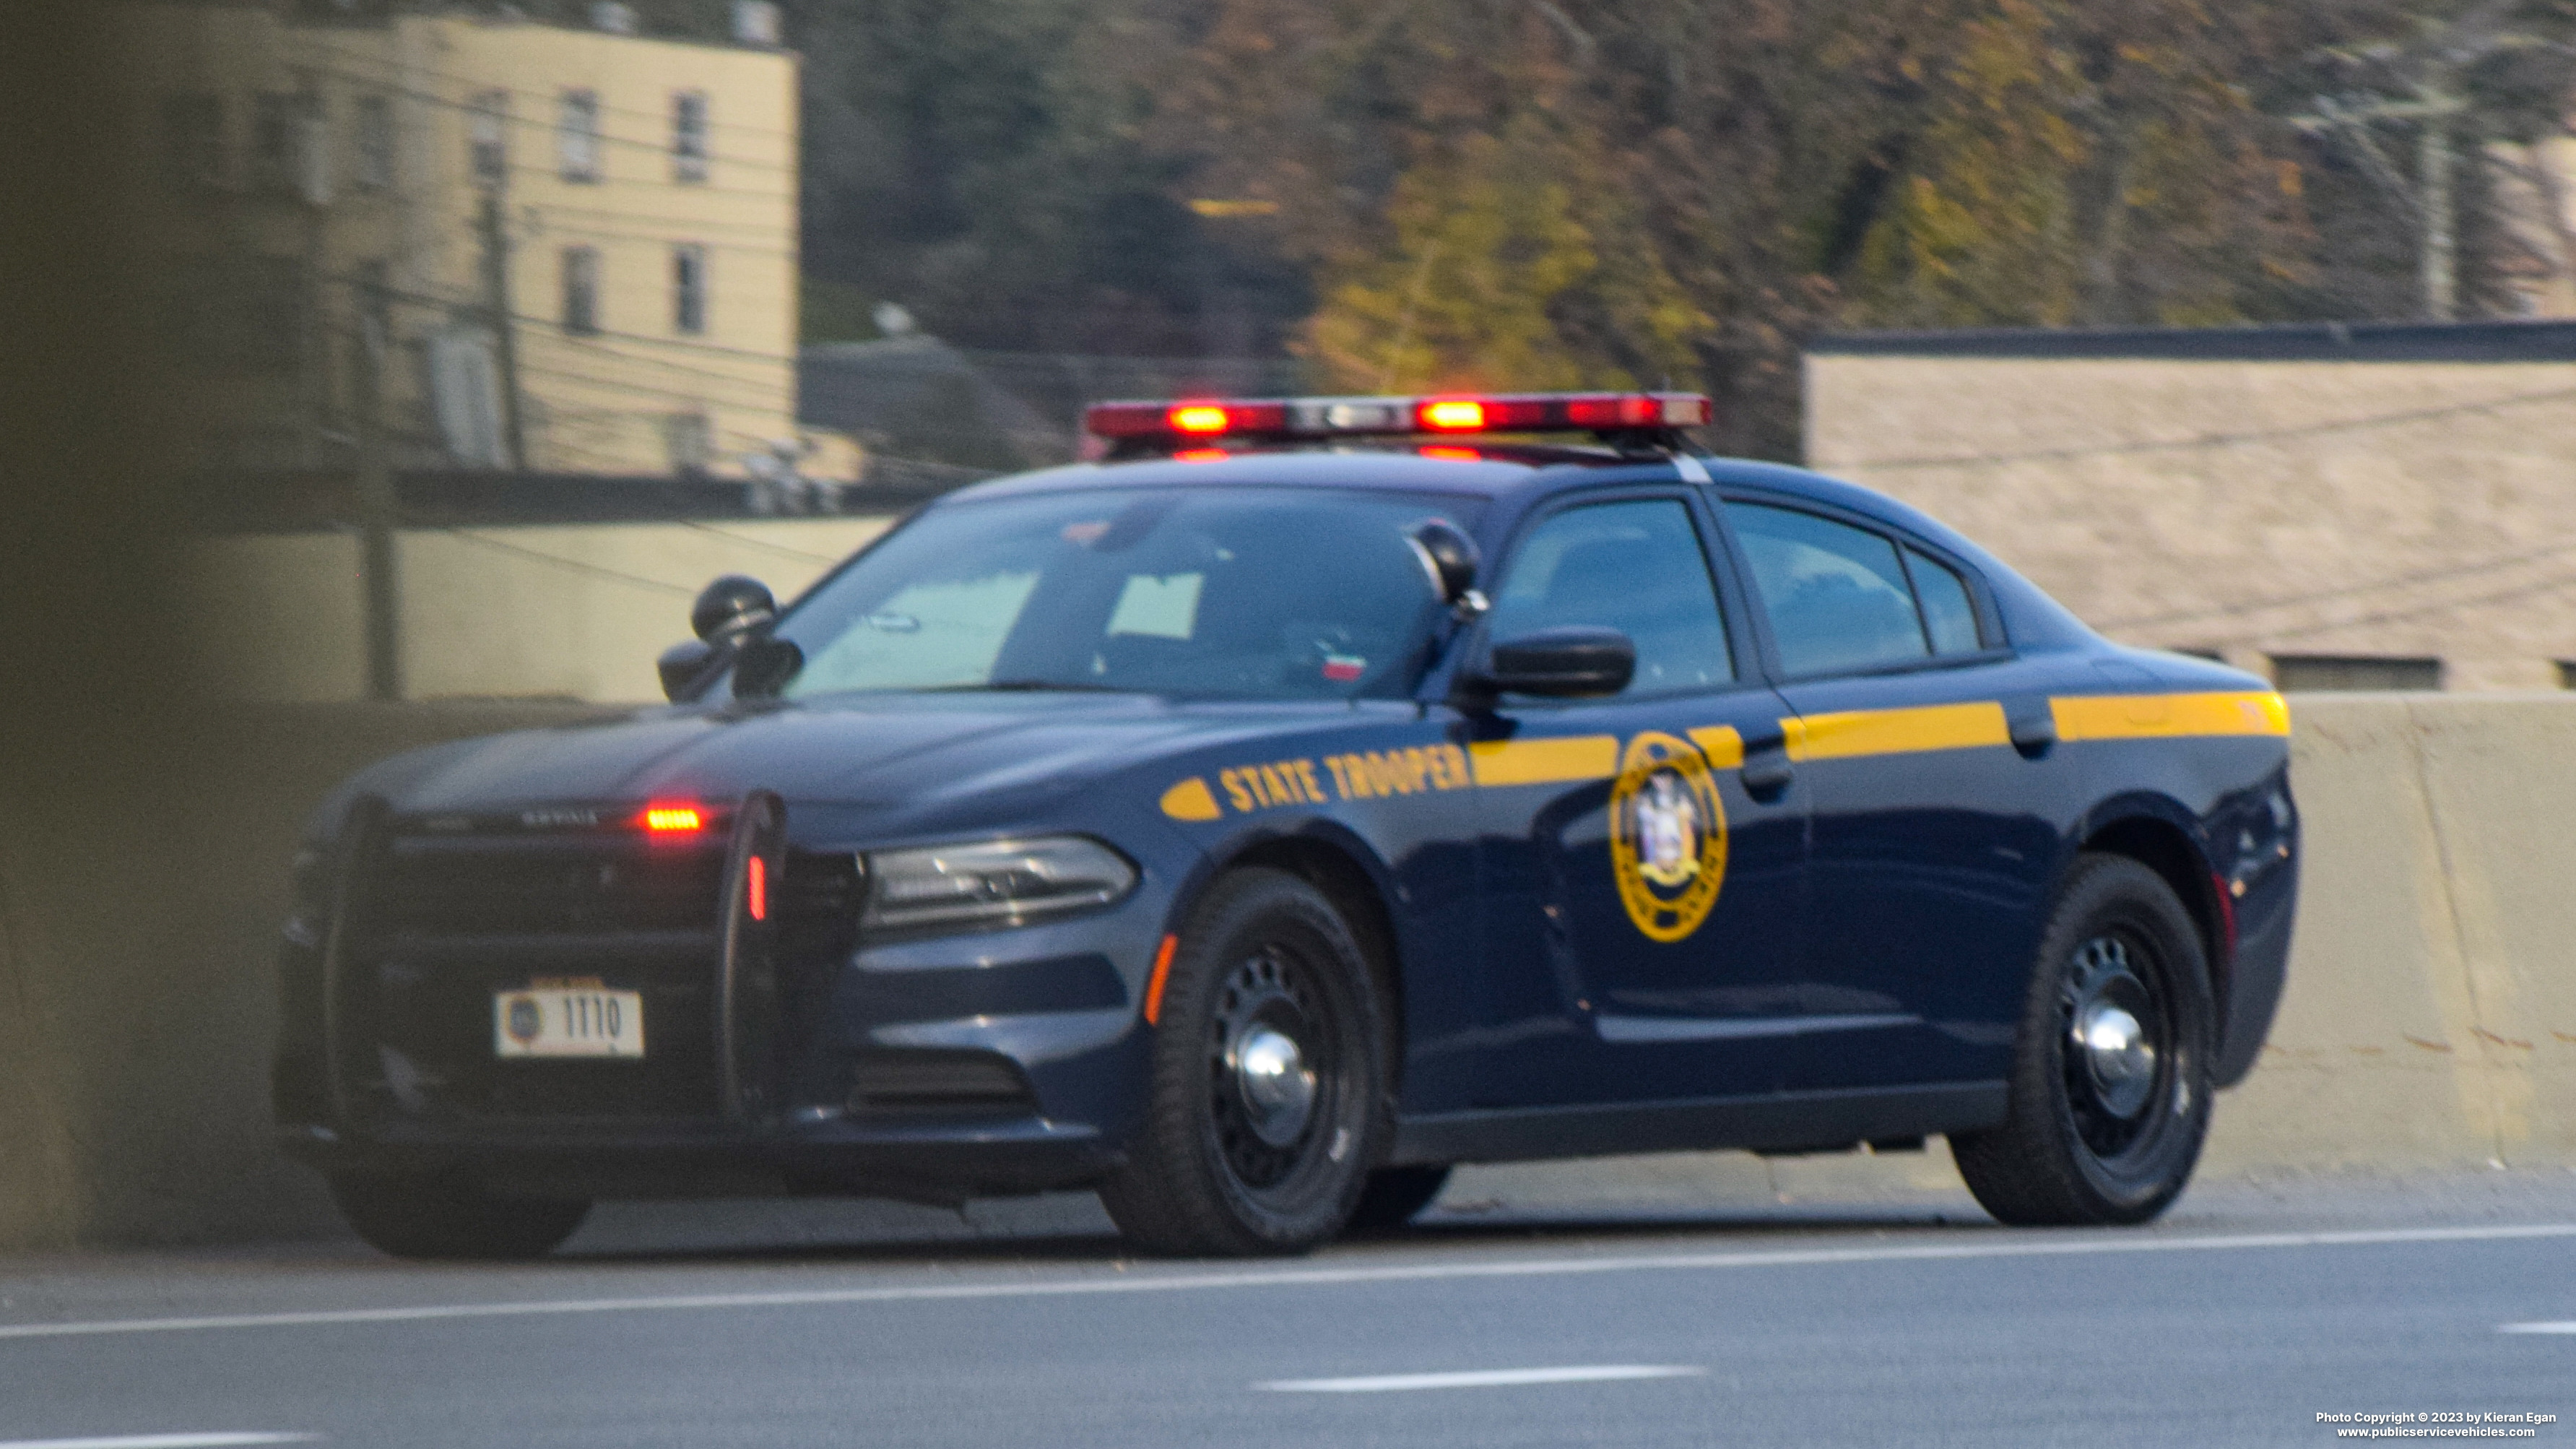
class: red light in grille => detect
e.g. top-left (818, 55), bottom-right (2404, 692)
top-left (643, 805), bottom-right (703, 832)
top-left (747, 855), bottom-right (768, 921)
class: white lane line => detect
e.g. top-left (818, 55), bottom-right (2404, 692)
top-left (1259, 1364), bottom-right (1704, 1393)
top-left (0, 1436), bottom-right (315, 1448)
top-left (2500, 1322), bottom-right (2576, 1334)
top-left (1, 1221), bottom-right (2569, 1343)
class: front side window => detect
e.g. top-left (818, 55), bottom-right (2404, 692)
top-left (558, 90), bottom-right (601, 182)
top-left (1727, 503), bottom-right (1934, 678)
top-left (672, 91), bottom-right (708, 183)
top-left (560, 246), bottom-right (599, 334)
top-left (772, 487), bottom-right (1483, 701)
top-left (1485, 498), bottom-right (1734, 696)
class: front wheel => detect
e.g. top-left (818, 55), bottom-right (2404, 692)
top-left (1952, 854), bottom-right (2214, 1227)
top-left (329, 1172), bottom-right (591, 1260)
top-left (1098, 869), bottom-right (1391, 1256)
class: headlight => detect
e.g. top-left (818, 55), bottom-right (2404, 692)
top-left (862, 836), bottom-right (1137, 932)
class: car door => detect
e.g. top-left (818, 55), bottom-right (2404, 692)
top-left (1467, 490), bottom-right (1810, 1109)
top-left (1718, 497), bottom-right (2065, 1091)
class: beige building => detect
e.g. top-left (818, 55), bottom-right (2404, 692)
top-left (1805, 321), bottom-right (2576, 692)
top-left (116, 2), bottom-right (807, 479)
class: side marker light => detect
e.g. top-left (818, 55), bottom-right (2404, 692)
top-left (747, 855), bottom-right (768, 921)
top-left (1143, 933), bottom-right (1179, 1025)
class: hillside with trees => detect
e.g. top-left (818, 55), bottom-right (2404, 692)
top-left (505, 0), bottom-right (2576, 457)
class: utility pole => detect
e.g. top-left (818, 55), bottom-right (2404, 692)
top-left (2291, 1), bottom-right (2559, 323)
top-left (354, 309), bottom-right (402, 702)
top-left (477, 192), bottom-right (528, 469)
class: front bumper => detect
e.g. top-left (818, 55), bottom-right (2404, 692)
top-left (275, 792), bottom-right (1179, 1201)
top-left (277, 1115), bottom-right (1114, 1202)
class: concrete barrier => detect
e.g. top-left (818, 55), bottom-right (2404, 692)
top-left (1, 694), bottom-right (2570, 1253)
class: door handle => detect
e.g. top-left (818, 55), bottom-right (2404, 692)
top-left (1740, 752), bottom-right (1794, 798)
top-left (2008, 708), bottom-right (2057, 757)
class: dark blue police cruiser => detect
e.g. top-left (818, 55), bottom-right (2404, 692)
top-left (275, 391), bottom-right (2299, 1259)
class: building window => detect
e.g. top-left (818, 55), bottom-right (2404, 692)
top-left (2557, 662), bottom-right (2576, 690)
top-left (672, 90), bottom-right (709, 183)
top-left (355, 258), bottom-right (394, 352)
top-left (469, 90), bottom-right (508, 190)
top-left (665, 412), bottom-right (713, 475)
top-left (559, 90), bottom-right (602, 183)
top-left (561, 246), bottom-right (601, 335)
top-left (672, 244), bottom-right (707, 334)
top-left (160, 93), bottom-right (225, 191)
top-left (251, 91), bottom-right (312, 194)
top-left (353, 94), bottom-right (394, 190)
top-left (2270, 654), bottom-right (2443, 692)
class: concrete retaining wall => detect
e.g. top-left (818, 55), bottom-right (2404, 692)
top-left (0, 694), bottom-right (2570, 1253)
top-left (186, 518), bottom-right (895, 704)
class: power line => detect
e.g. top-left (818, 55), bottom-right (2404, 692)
top-left (1831, 382), bottom-right (2576, 472)
top-left (434, 527), bottom-right (700, 595)
top-left (534, 219), bottom-right (800, 259)
top-left (2205, 560), bottom-right (2576, 646)
top-left (295, 35), bottom-right (795, 139)
top-left (300, 61), bottom-right (800, 176)
top-left (2099, 537), bottom-right (2576, 629)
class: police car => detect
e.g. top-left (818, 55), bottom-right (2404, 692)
top-left (274, 390), bottom-right (2298, 1259)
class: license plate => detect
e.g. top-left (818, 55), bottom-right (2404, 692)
top-left (494, 987), bottom-right (645, 1058)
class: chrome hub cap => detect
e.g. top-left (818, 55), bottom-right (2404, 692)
top-left (2077, 1001), bottom-right (2156, 1118)
top-left (2060, 932), bottom-right (2171, 1156)
top-left (1231, 1025), bottom-right (1317, 1147)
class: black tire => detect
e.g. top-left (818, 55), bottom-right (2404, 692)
top-left (329, 1172), bottom-right (591, 1260)
top-left (1952, 853), bottom-right (2215, 1227)
top-left (1098, 868), bottom-right (1392, 1256)
top-left (1345, 1164), bottom-right (1452, 1233)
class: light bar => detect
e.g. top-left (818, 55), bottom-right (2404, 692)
top-left (1082, 392), bottom-right (1712, 446)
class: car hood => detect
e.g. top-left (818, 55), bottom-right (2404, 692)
top-left (337, 691), bottom-right (1317, 823)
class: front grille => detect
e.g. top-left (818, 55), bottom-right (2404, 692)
top-left (331, 819), bottom-right (864, 1128)
top-left (347, 831), bottom-right (729, 1123)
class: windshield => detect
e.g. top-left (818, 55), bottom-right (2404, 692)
top-left (766, 485), bottom-right (1486, 701)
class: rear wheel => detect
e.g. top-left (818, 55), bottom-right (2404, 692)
top-left (1099, 868), bottom-right (1391, 1256)
top-left (1952, 854), bottom-right (2214, 1227)
top-left (1345, 1164), bottom-right (1451, 1233)
top-left (329, 1172), bottom-right (591, 1260)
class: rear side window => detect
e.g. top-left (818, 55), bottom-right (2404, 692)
top-left (1725, 503), bottom-right (1946, 678)
top-left (1904, 546), bottom-right (1985, 654)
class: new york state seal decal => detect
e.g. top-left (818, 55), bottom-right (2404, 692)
top-left (1608, 731), bottom-right (1729, 943)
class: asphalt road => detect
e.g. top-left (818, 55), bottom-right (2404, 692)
top-left (1, 1164), bottom-right (2570, 1449)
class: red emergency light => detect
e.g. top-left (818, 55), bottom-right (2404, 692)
top-left (1081, 391), bottom-right (1712, 449)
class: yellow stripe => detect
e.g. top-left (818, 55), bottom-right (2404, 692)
top-left (1781, 701), bottom-right (2011, 762)
top-left (2052, 691), bottom-right (2289, 742)
top-left (1469, 735), bottom-right (1619, 787)
top-left (1687, 725), bottom-right (1744, 769)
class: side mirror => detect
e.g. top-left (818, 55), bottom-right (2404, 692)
top-left (1407, 520), bottom-right (1482, 606)
top-left (658, 639), bottom-right (715, 701)
top-left (692, 574), bottom-right (777, 642)
top-left (1465, 626), bottom-right (1636, 701)
top-left (732, 636), bottom-right (805, 698)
